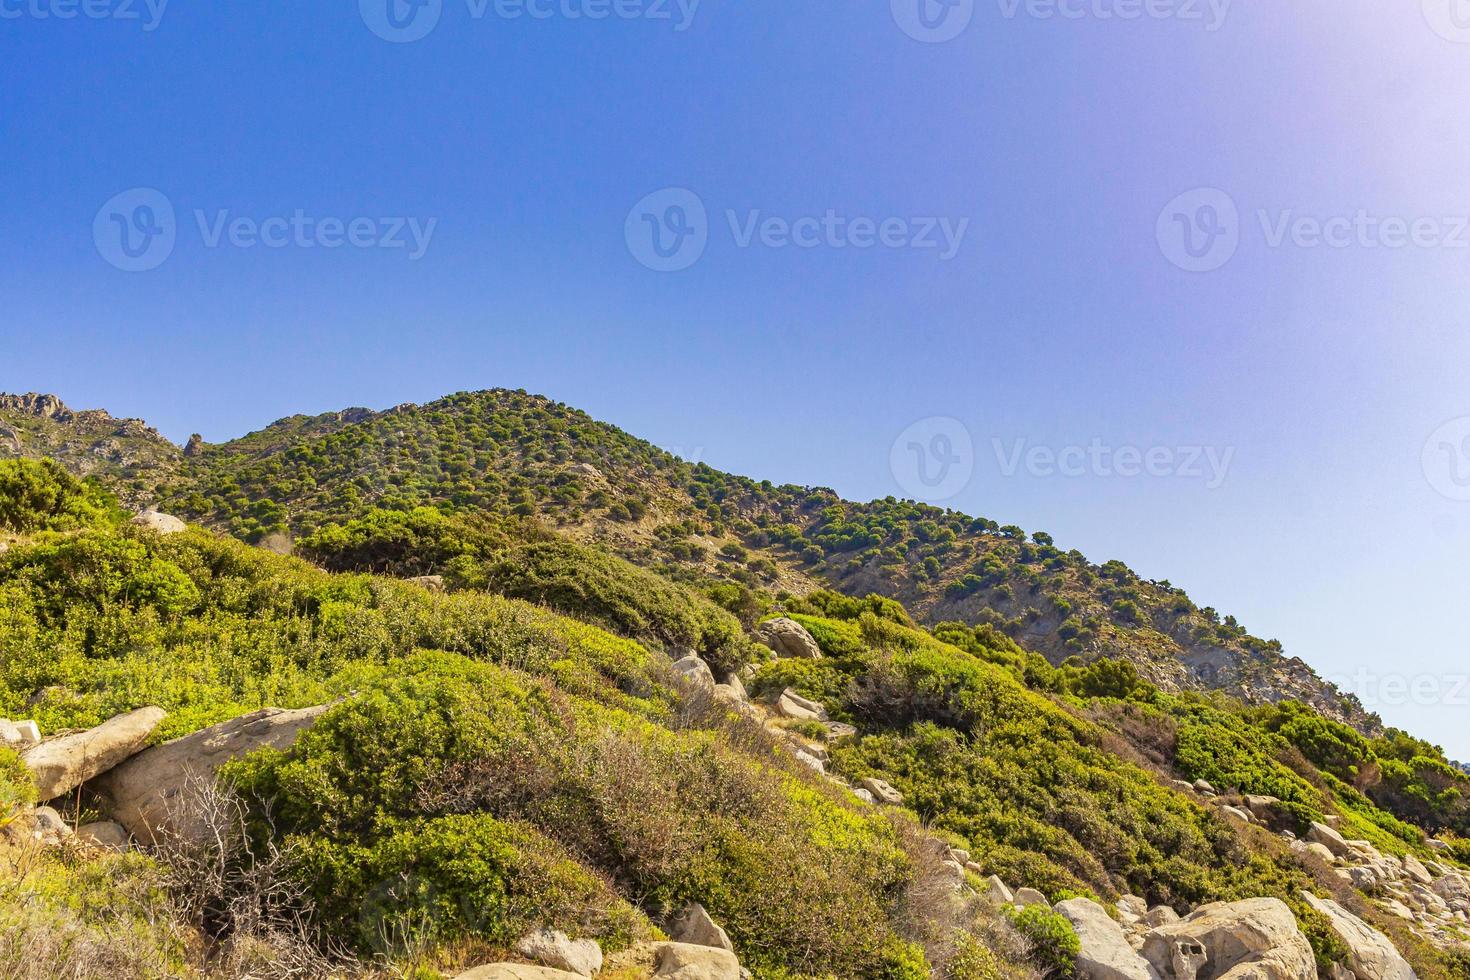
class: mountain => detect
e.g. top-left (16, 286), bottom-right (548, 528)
top-left (0, 389), bottom-right (1377, 733)
top-left (3, 421), bottom-right (1469, 980)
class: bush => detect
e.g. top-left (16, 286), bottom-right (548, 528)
top-left (1005, 905), bottom-right (1079, 979)
top-left (0, 747), bottom-right (36, 823)
top-left (0, 459), bottom-right (119, 534)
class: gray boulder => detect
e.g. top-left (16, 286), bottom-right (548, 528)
top-left (92, 705), bottom-right (329, 843)
top-left (513, 929), bottom-right (602, 977)
top-left (859, 777), bottom-right (904, 806)
top-left (131, 509), bottom-right (188, 535)
top-left (1299, 892), bottom-right (1415, 980)
top-left (77, 820), bottom-right (130, 850)
top-left (1140, 897), bottom-right (1315, 980)
top-left (775, 689), bottom-right (827, 722)
top-left (454, 968), bottom-right (586, 980)
top-left (652, 941), bottom-right (741, 979)
top-left (1055, 897), bottom-right (1161, 980)
top-left (755, 618), bottom-right (822, 659)
top-left (1308, 822), bottom-right (1352, 858)
top-left (20, 707), bottom-right (166, 800)
top-left (672, 903), bottom-right (735, 952)
top-left (673, 655), bottom-right (716, 689)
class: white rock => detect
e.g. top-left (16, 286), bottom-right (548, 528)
top-left (1140, 897), bottom-right (1315, 980)
top-left (454, 967), bottom-right (586, 979)
top-left (1014, 887), bottom-right (1050, 909)
top-left (131, 509), bottom-right (188, 535)
top-left (651, 941), bottom-right (741, 979)
top-left (20, 707), bottom-right (166, 800)
top-left (77, 820), bottom-right (130, 850)
top-left (673, 655), bottom-right (716, 689)
top-left (1400, 854), bottom-right (1432, 886)
top-left (985, 875), bottom-right (1015, 906)
top-left (755, 618), bottom-right (822, 659)
top-left (1308, 822), bottom-right (1353, 858)
top-left (859, 777), bottom-right (903, 806)
top-left (775, 689), bottom-right (827, 722)
top-left (671, 904), bottom-right (735, 953)
top-left (1056, 898), bottom-right (1160, 980)
top-left (513, 929), bottom-right (602, 977)
top-left (93, 704), bottom-right (328, 844)
top-left (1300, 892), bottom-right (1415, 980)
top-left (14, 720), bottom-right (40, 745)
top-left (1220, 805), bottom-right (1253, 823)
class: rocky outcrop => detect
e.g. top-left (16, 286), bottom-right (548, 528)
top-left (131, 509), bottom-right (188, 535)
top-left (671, 904), bottom-right (735, 952)
top-left (1299, 893), bottom-right (1416, 980)
top-left (756, 618), bottom-right (822, 659)
top-left (775, 689), bottom-right (827, 722)
top-left (19, 707), bottom-right (166, 800)
top-left (651, 941), bottom-right (741, 979)
top-left (859, 777), bottom-right (904, 806)
top-left (673, 655), bottom-right (716, 689)
top-left (1056, 897), bottom-right (1160, 980)
top-left (92, 705), bottom-right (329, 843)
top-left (513, 929), bottom-right (602, 977)
top-left (1139, 898), bottom-right (1315, 980)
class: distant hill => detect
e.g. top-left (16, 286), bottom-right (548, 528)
top-left (0, 388), bottom-right (1378, 732)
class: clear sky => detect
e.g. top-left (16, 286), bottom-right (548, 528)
top-left (4, 0), bottom-right (1469, 757)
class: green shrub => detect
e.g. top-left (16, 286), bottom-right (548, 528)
top-left (0, 747), bottom-right (36, 823)
top-left (0, 459), bottom-right (119, 534)
top-left (1004, 905), bottom-right (1079, 979)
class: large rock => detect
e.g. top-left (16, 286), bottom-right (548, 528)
top-left (92, 705), bottom-right (329, 843)
top-left (756, 618), bottom-right (822, 659)
top-left (859, 777), bottom-right (904, 806)
top-left (1399, 854), bottom-right (1432, 886)
top-left (775, 689), bottom-right (827, 722)
top-left (1055, 897), bottom-right (1161, 980)
top-left (672, 655), bottom-right (716, 689)
top-left (651, 941), bottom-right (741, 979)
top-left (1300, 892), bottom-right (1415, 980)
top-left (671, 903), bottom-right (735, 952)
top-left (131, 509), bottom-right (188, 535)
top-left (1308, 822), bottom-right (1352, 858)
top-left (77, 820), bottom-right (130, 850)
top-left (454, 968), bottom-right (587, 980)
top-left (513, 929), bottom-right (602, 976)
top-left (1140, 897), bottom-right (1315, 980)
top-left (20, 707), bottom-right (166, 800)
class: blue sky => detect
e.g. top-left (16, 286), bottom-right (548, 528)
top-left (4, 0), bottom-right (1470, 757)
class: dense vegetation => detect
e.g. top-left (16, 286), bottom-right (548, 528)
top-left (0, 389), bottom-right (1377, 730)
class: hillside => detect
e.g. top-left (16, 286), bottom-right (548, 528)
top-left (0, 389), bottom-right (1377, 733)
top-left (2, 458), bottom-right (1468, 980)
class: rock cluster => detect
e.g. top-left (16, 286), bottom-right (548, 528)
top-left (3, 703), bottom-right (328, 852)
top-left (457, 911), bottom-right (743, 979)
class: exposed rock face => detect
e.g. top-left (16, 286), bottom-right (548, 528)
top-left (651, 941), bottom-right (741, 979)
top-left (0, 393), bottom-right (72, 420)
top-left (1056, 897), bottom-right (1161, 980)
top-left (1139, 898), bottom-right (1315, 980)
top-left (1299, 893), bottom-right (1416, 980)
top-left (131, 509), bottom-right (188, 535)
top-left (92, 705), bottom-right (329, 843)
top-left (183, 433), bottom-right (204, 457)
top-left (756, 618), bottom-right (822, 659)
top-left (20, 707), bottom-right (167, 800)
top-left (671, 904), bottom-right (735, 952)
top-left (512, 929), bottom-right (602, 977)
